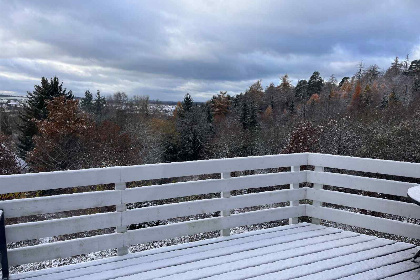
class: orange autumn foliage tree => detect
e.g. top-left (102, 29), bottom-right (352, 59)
top-left (28, 96), bottom-right (139, 172)
top-left (89, 121), bottom-right (139, 167)
top-left (307, 94), bottom-right (320, 105)
top-left (262, 105), bottom-right (273, 120)
top-left (28, 96), bottom-right (93, 171)
top-left (350, 83), bottom-right (378, 114)
top-left (211, 91), bottom-right (231, 122)
top-left (350, 82), bottom-right (362, 111)
top-left (173, 101), bottom-right (183, 118)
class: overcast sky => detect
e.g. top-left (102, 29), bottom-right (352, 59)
top-left (0, 0), bottom-right (419, 101)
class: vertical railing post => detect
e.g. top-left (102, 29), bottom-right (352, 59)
top-left (0, 210), bottom-right (9, 280)
top-left (115, 182), bottom-right (128, 256)
top-left (221, 172), bottom-right (231, 237)
top-left (312, 166), bottom-right (324, 225)
top-left (289, 166), bottom-right (300, 224)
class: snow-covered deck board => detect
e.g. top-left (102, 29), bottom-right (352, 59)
top-left (11, 223), bottom-right (419, 280)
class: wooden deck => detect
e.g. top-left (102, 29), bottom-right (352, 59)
top-left (2, 153), bottom-right (420, 279)
top-left (12, 223), bottom-right (419, 280)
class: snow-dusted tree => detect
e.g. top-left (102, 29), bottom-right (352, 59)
top-left (282, 122), bottom-right (322, 154)
top-left (93, 90), bottom-right (107, 118)
top-left (385, 57), bottom-right (403, 79)
top-left (0, 135), bottom-right (23, 200)
top-left (28, 96), bottom-right (94, 171)
top-left (0, 135), bottom-right (21, 175)
top-left (80, 90), bottom-right (94, 113)
top-left (88, 120), bottom-right (139, 167)
top-left (319, 117), bottom-right (366, 156)
top-left (350, 81), bottom-right (363, 112)
top-left (176, 94), bottom-right (212, 161)
top-left (278, 74), bottom-right (295, 113)
top-left (360, 114), bottom-right (420, 163)
top-left (295, 80), bottom-right (308, 101)
top-left (338, 77), bottom-right (350, 88)
top-left (307, 71), bottom-right (324, 96)
top-left (364, 65), bottom-right (381, 82)
top-left (264, 83), bottom-right (278, 110)
top-left (210, 91), bottom-right (231, 123)
top-left (28, 96), bottom-right (139, 172)
top-left (18, 77), bottom-right (73, 159)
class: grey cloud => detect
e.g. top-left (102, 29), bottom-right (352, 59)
top-left (0, 0), bottom-right (419, 101)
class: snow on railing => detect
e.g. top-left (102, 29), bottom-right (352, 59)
top-left (0, 153), bottom-right (419, 271)
top-left (306, 154), bottom-right (420, 240)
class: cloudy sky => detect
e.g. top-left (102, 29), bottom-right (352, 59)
top-left (0, 0), bottom-right (419, 101)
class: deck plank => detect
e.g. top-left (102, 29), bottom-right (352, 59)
top-left (10, 224), bottom-right (418, 280)
top-left (247, 243), bottom-right (414, 280)
top-left (289, 247), bottom-right (417, 280)
top-left (12, 224), bottom-right (312, 280)
top-left (111, 230), bottom-right (357, 280)
top-left (338, 257), bottom-right (420, 280)
top-left (67, 225), bottom-right (339, 280)
top-left (188, 238), bottom-right (396, 280)
top-left (147, 234), bottom-right (372, 280)
top-left (383, 268), bottom-right (420, 279)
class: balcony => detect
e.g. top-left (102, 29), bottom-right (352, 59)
top-left (0, 153), bottom-right (419, 279)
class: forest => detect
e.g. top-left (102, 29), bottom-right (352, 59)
top-left (1, 56), bottom-right (420, 175)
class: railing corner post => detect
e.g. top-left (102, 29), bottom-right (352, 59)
top-left (311, 166), bottom-right (324, 225)
top-left (115, 182), bottom-right (128, 256)
top-left (289, 166), bottom-right (300, 225)
top-left (221, 172), bottom-right (231, 237)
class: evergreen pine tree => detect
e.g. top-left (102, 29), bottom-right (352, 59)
top-left (307, 71), bottom-right (323, 96)
top-left (182, 93), bottom-right (193, 113)
top-left (18, 77), bottom-right (73, 159)
top-left (241, 98), bottom-right (259, 130)
top-left (355, 61), bottom-right (364, 80)
top-left (387, 57), bottom-right (402, 77)
top-left (413, 78), bottom-right (420, 94)
top-left (93, 90), bottom-right (106, 118)
top-left (339, 77), bottom-right (350, 88)
top-left (408, 60), bottom-right (420, 75)
top-left (295, 80), bottom-right (308, 100)
top-left (380, 94), bottom-right (388, 109)
top-left (173, 94), bottom-right (212, 161)
top-left (80, 90), bottom-right (94, 113)
top-left (288, 99), bottom-right (295, 114)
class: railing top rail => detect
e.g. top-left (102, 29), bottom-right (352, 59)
top-left (0, 153), bottom-right (308, 194)
top-left (1, 153), bottom-right (420, 195)
top-left (308, 153), bottom-right (420, 178)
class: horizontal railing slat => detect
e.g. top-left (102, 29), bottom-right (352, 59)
top-left (0, 190), bottom-right (120, 218)
top-left (7, 233), bottom-right (124, 266)
top-left (308, 153), bottom-right (420, 178)
top-left (6, 212), bottom-right (120, 243)
top-left (123, 171), bottom-right (306, 204)
top-left (307, 171), bottom-right (415, 196)
top-left (0, 168), bottom-right (121, 194)
top-left (120, 153), bottom-right (308, 183)
top-left (124, 205), bottom-right (305, 246)
top-left (307, 189), bottom-right (420, 219)
top-left (306, 205), bottom-right (420, 240)
top-left (123, 189), bottom-right (305, 225)
top-left (0, 154), bottom-right (307, 194)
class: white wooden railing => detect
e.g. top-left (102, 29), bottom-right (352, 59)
top-left (0, 153), bottom-right (419, 271)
